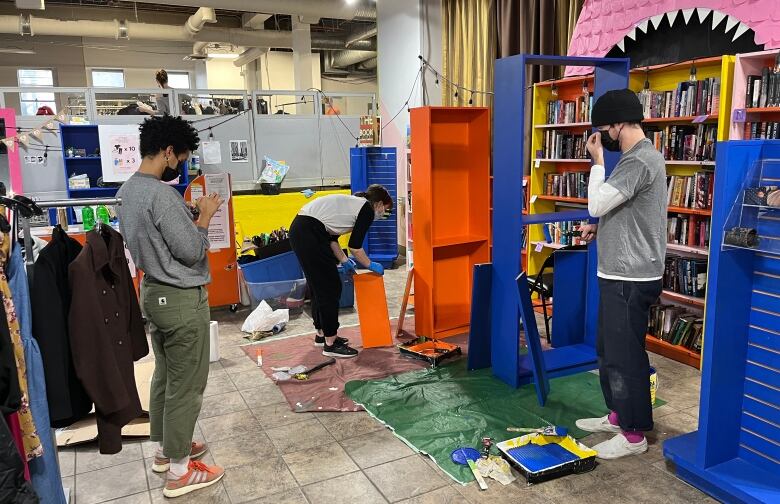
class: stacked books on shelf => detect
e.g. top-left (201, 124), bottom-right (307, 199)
top-left (542, 220), bottom-right (588, 247)
top-left (546, 93), bottom-right (592, 124)
top-left (648, 304), bottom-right (703, 351)
top-left (745, 65), bottom-right (780, 109)
top-left (637, 77), bottom-right (720, 118)
top-left (543, 171), bottom-right (589, 199)
top-left (645, 124), bottom-right (717, 161)
top-left (541, 130), bottom-right (589, 159)
top-left (742, 121), bottom-right (780, 140)
top-left (668, 214), bottom-right (711, 248)
top-left (663, 254), bottom-right (708, 299)
top-left (666, 172), bottom-right (714, 209)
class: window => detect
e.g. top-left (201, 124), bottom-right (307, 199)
top-left (91, 69), bottom-right (125, 88)
top-left (166, 71), bottom-right (191, 89)
top-left (18, 68), bottom-right (56, 116)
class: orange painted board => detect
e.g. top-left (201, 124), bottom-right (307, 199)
top-left (353, 272), bottom-right (393, 348)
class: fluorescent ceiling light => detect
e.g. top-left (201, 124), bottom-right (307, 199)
top-left (0, 48), bottom-right (36, 55)
top-left (208, 53), bottom-right (239, 59)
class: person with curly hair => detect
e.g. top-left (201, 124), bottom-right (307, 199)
top-left (117, 115), bottom-right (225, 498)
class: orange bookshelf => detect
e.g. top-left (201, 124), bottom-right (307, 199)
top-left (410, 107), bottom-right (491, 340)
top-left (645, 335), bottom-right (701, 369)
top-left (661, 289), bottom-right (706, 308)
top-left (642, 114), bottom-right (719, 124)
top-left (536, 195), bottom-right (587, 204)
top-left (667, 206), bottom-right (712, 216)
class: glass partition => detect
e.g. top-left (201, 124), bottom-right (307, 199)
top-left (0, 88), bottom-right (90, 117)
top-left (174, 90), bottom-right (248, 116)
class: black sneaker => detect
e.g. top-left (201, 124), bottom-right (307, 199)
top-left (314, 335), bottom-right (349, 347)
top-left (322, 341), bottom-right (359, 358)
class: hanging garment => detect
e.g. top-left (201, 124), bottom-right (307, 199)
top-left (0, 234), bottom-right (42, 460)
top-left (8, 247), bottom-right (66, 504)
top-left (31, 226), bottom-right (91, 427)
top-left (5, 413), bottom-right (30, 481)
top-left (0, 414), bottom-right (38, 503)
top-left (68, 227), bottom-right (148, 454)
top-left (0, 291), bottom-right (21, 414)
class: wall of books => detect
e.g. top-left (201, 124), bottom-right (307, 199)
top-left (730, 49), bottom-right (780, 140)
top-left (527, 56), bottom-right (735, 368)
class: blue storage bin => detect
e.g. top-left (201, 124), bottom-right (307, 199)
top-left (239, 251), bottom-right (302, 283)
top-left (338, 266), bottom-right (355, 308)
top-left (246, 278), bottom-right (307, 311)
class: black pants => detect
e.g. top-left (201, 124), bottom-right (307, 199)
top-left (597, 278), bottom-right (662, 432)
top-left (289, 215), bottom-right (342, 337)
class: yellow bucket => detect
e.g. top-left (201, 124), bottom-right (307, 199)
top-left (649, 366), bottom-right (658, 406)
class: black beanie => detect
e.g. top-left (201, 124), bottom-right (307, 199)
top-left (591, 88), bottom-right (644, 127)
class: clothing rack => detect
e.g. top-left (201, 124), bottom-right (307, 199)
top-left (15, 196), bottom-right (120, 504)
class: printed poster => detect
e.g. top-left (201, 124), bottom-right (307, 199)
top-left (201, 141), bottom-right (222, 165)
top-left (98, 125), bottom-right (142, 182)
top-left (199, 173), bottom-right (231, 250)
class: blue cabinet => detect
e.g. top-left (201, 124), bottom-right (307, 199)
top-left (349, 147), bottom-right (398, 267)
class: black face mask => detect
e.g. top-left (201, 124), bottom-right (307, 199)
top-left (161, 158), bottom-right (184, 182)
top-left (600, 127), bottom-right (622, 152)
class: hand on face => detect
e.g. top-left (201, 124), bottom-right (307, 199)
top-left (586, 131), bottom-right (605, 165)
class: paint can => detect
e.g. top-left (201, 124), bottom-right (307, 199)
top-left (649, 366), bottom-right (658, 406)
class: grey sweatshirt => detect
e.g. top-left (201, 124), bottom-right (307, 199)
top-left (117, 172), bottom-right (211, 288)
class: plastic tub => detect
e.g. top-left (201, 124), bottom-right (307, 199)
top-left (239, 251), bottom-right (302, 283)
top-left (246, 278), bottom-right (307, 312)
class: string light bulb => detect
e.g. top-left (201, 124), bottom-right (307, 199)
top-left (689, 60), bottom-right (697, 82)
top-left (454, 91), bottom-right (459, 99)
top-left (643, 69), bottom-right (650, 90)
top-left (551, 83), bottom-right (558, 97)
top-left (581, 80), bottom-right (588, 94)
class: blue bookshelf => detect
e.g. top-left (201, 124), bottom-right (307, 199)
top-left (349, 147), bottom-right (398, 268)
top-left (60, 124), bottom-right (188, 222)
top-left (664, 140), bottom-right (780, 503)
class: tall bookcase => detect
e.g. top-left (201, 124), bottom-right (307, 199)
top-left (730, 48), bottom-right (780, 141)
top-left (410, 107), bottom-right (490, 340)
top-left (527, 56), bottom-right (735, 368)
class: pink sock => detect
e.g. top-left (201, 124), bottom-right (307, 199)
top-left (608, 411), bottom-right (619, 426)
top-left (622, 430), bottom-right (645, 444)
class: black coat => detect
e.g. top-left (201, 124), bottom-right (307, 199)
top-left (0, 417), bottom-right (38, 503)
top-left (0, 295), bottom-right (21, 415)
top-left (68, 227), bottom-right (148, 454)
top-left (31, 226), bottom-right (92, 427)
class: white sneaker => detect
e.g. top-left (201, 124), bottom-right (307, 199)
top-left (592, 433), bottom-right (648, 460)
top-left (575, 415), bottom-right (622, 433)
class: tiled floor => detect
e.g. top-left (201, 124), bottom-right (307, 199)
top-left (59, 267), bottom-right (714, 503)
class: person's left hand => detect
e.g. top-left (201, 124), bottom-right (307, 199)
top-left (586, 132), bottom-right (605, 166)
top-left (579, 223), bottom-right (598, 243)
top-left (340, 258), bottom-right (357, 275)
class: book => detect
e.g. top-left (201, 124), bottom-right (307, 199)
top-left (746, 75), bottom-right (759, 108)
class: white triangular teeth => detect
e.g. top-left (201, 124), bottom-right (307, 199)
top-left (617, 39), bottom-right (625, 52)
top-left (733, 22), bottom-right (750, 41)
top-left (696, 8), bottom-right (712, 24)
top-left (666, 10), bottom-right (679, 26)
top-left (626, 27), bottom-right (637, 41)
top-left (724, 15), bottom-right (739, 33)
top-left (650, 14), bottom-right (664, 30)
top-left (711, 11), bottom-right (726, 29)
top-left (637, 19), bottom-right (649, 34)
top-left (682, 8), bottom-right (695, 25)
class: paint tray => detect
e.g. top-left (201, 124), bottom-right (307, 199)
top-left (398, 338), bottom-right (461, 366)
top-left (496, 433), bottom-right (597, 485)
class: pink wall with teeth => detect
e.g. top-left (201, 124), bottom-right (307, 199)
top-left (565, 1), bottom-right (780, 76)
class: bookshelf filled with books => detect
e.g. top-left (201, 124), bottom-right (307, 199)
top-left (526, 56), bottom-right (734, 368)
top-left (730, 49), bottom-right (780, 140)
top-left (630, 56), bottom-right (734, 368)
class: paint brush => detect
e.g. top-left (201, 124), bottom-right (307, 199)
top-left (506, 425), bottom-right (568, 436)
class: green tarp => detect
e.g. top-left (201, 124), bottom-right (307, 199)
top-left (345, 359), bottom-right (664, 484)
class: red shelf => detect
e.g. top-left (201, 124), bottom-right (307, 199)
top-left (646, 335), bottom-right (701, 369)
top-left (643, 114), bottom-right (719, 124)
top-left (661, 289), bottom-right (705, 308)
top-left (535, 121), bottom-right (592, 129)
top-left (745, 107), bottom-right (780, 114)
top-left (666, 243), bottom-right (709, 256)
top-left (536, 195), bottom-right (588, 204)
top-left (667, 206), bottom-right (712, 216)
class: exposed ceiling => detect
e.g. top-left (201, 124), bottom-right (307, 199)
top-left (0, 0), bottom-right (377, 75)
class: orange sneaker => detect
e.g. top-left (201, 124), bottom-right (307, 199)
top-left (152, 441), bottom-right (208, 473)
top-left (162, 460), bottom-right (224, 498)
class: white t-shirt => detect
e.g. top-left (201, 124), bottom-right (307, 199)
top-left (298, 194), bottom-right (369, 236)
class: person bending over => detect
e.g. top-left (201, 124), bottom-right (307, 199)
top-left (117, 115), bottom-right (224, 498)
top-left (290, 185), bottom-right (393, 358)
top-left (575, 89), bottom-right (667, 460)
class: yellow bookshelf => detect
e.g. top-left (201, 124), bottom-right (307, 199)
top-left (527, 56), bottom-right (735, 368)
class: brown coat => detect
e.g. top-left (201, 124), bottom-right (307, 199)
top-left (68, 227), bottom-right (148, 454)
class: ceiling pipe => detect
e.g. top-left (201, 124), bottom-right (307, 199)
top-left (185, 7), bottom-right (217, 36)
top-left (345, 25), bottom-right (377, 48)
top-left (0, 14), bottom-right (373, 51)
top-left (192, 41), bottom-right (209, 56)
top-left (331, 50), bottom-right (376, 68)
top-left (129, 0), bottom-right (376, 22)
top-left (357, 57), bottom-right (377, 70)
top-left (233, 47), bottom-right (267, 67)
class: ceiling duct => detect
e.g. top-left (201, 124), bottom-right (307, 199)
top-left (129, 0), bottom-right (376, 22)
top-left (233, 47), bottom-right (267, 67)
top-left (185, 7), bottom-right (217, 36)
top-left (357, 57), bottom-right (377, 70)
top-left (331, 49), bottom-right (376, 68)
top-left (345, 25), bottom-right (377, 48)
